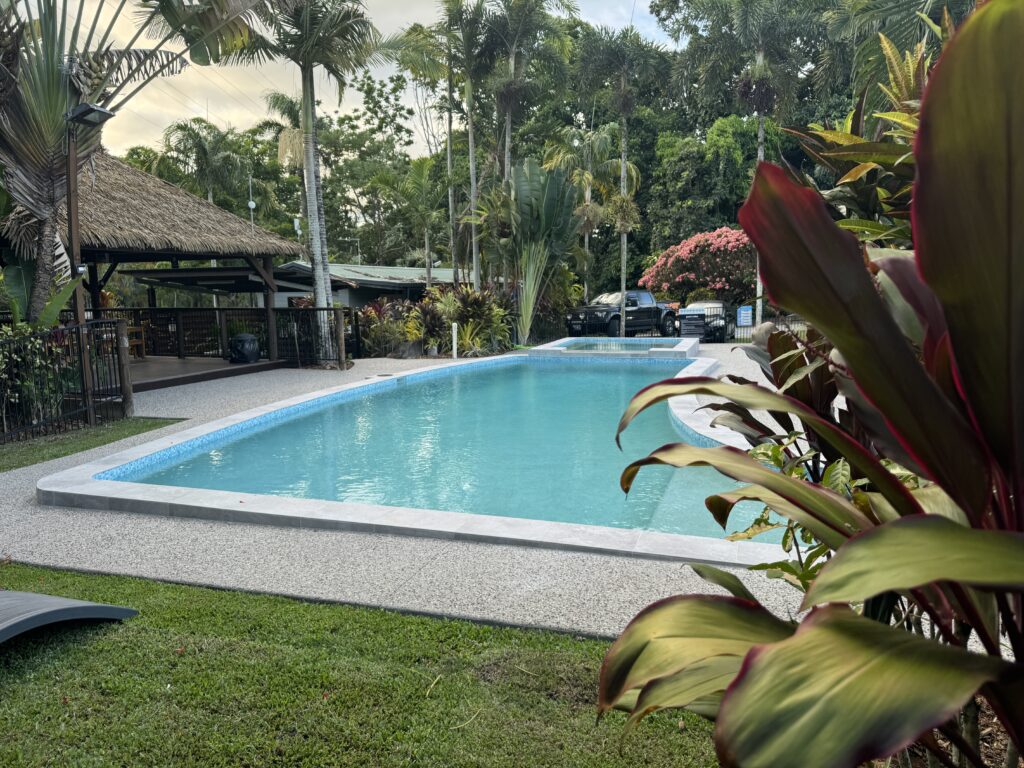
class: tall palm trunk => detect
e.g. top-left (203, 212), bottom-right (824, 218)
top-left (466, 78), bottom-right (481, 291)
top-left (300, 63), bottom-right (328, 308)
top-left (583, 182), bottom-right (592, 303)
top-left (503, 51), bottom-right (514, 182)
top-left (754, 112), bottom-right (765, 325)
top-left (618, 110), bottom-right (628, 338)
top-left (447, 48), bottom-right (458, 286)
top-left (312, 118), bottom-right (332, 302)
top-left (26, 212), bottom-right (57, 322)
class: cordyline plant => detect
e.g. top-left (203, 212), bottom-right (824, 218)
top-left (598, 2), bottom-right (1024, 767)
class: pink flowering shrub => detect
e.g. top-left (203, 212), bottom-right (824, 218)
top-left (639, 227), bottom-right (757, 306)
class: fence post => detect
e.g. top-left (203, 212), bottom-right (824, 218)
top-left (352, 311), bottom-right (362, 359)
top-left (77, 324), bottom-right (97, 426)
top-left (265, 304), bottom-right (278, 361)
top-left (334, 307), bottom-right (347, 369)
top-left (175, 309), bottom-right (185, 359)
top-left (452, 322), bottom-right (458, 360)
top-left (218, 309), bottom-right (229, 359)
top-left (115, 319), bottom-right (134, 418)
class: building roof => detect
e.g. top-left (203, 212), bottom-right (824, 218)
top-left (61, 153), bottom-right (304, 260)
top-left (280, 261), bottom-right (458, 290)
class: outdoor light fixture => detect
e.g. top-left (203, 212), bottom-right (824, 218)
top-left (65, 102), bottom-right (115, 127)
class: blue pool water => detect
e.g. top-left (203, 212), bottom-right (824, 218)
top-left (116, 358), bottom-right (763, 539)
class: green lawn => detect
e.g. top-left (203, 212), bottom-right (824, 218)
top-left (0, 418), bottom-right (180, 472)
top-left (0, 564), bottom-right (716, 767)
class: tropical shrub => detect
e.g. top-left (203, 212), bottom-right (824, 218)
top-left (0, 323), bottom-right (65, 434)
top-left (358, 298), bottom-right (410, 357)
top-left (383, 286), bottom-right (514, 357)
top-left (638, 227), bottom-right (756, 306)
top-left (600, 4), bottom-right (1024, 767)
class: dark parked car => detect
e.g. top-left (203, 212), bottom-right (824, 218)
top-left (678, 300), bottom-right (736, 342)
top-left (566, 290), bottom-right (677, 337)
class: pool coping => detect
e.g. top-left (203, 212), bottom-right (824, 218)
top-left (37, 355), bottom-right (782, 568)
top-left (530, 335), bottom-right (700, 359)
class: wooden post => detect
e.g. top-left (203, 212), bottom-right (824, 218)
top-left (218, 309), bottom-right (229, 359)
top-left (115, 319), bottom-right (134, 418)
top-left (334, 307), bottom-right (347, 369)
top-left (87, 262), bottom-right (101, 310)
top-left (67, 124), bottom-right (96, 426)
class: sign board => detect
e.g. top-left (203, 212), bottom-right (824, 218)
top-left (737, 305), bottom-right (753, 327)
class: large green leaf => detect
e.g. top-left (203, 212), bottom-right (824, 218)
top-left (627, 655), bottom-right (740, 731)
top-left (914, 0), bottom-right (1024, 493)
top-left (598, 596), bottom-right (793, 714)
top-left (714, 606), bottom-right (1013, 768)
top-left (623, 446), bottom-right (874, 547)
top-left (737, 163), bottom-right (990, 519)
top-left (618, 377), bottom-right (923, 520)
top-left (33, 276), bottom-right (81, 329)
top-left (690, 564), bottom-right (757, 603)
top-left (1, 261), bottom-right (32, 322)
top-left (708, 486), bottom-right (848, 550)
top-left (804, 516), bottom-right (1024, 608)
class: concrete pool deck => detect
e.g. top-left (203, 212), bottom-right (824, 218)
top-left (1, 348), bottom-right (799, 637)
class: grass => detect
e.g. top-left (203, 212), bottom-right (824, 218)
top-left (0, 564), bottom-right (717, 767)
top-left (0, 418), bottom-right (180, 472)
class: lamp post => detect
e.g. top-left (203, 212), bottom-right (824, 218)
top-left (65, 101), bottom-right (114, 426)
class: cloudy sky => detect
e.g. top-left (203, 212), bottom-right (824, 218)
top-left (100, 0), bottom-right (674, 155)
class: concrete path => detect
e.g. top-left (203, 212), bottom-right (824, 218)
top-left (0, 350), bottom-right (799, 638)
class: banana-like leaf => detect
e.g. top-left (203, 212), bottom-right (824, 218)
top-left (33, 276), bottom-right (80, 329)
top-left (627, 655), bottom-right (740, 732)
top-left (690, 564), bottom-right (757, 603)
top-left (836, 162), bottom-right (881, 185)
top-left (803, 516), bottom-right (1024, 609)
top-left (618, 378), bottom-right (923, 520)
top-left (709, 486), bottom-right (847, 550)
top-left (624, 445), bottom-right (873, 547)
top-left (914, 0), bottom-right (1024, 494)
top-left (598, 595), bottom-right (793, 714)
top-left (1, 261), bottom-right (31, 322)
top-left (821, 142), bottom-right (915, 169)
top-left (737, 163), bottom-right (990, 519)
top-left (714, 606), bottom-right (1013, 768)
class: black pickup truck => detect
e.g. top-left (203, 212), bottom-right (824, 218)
top-left (566, 290), bottom-right (678, 337)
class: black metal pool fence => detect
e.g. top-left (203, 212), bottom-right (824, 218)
top-left (0, 306), bottom-right (363, 365)
top-left (0, 320), bottom-right (131, 444)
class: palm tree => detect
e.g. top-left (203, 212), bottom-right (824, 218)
top-left (160, 118), bottom-right (248, 203)
top-left (590, 27), bottom-right (658, 336)
top-left (507, 158), bottom-right (579, 343)
top-left (824, 0), bottom-right (974, 104)
top-left (487, 0), bottom-right (576, 182)
top-left (372, 157), bottom-right (444, 286)
top-left (446, 0), bottom-right (498, 291)
top-left (232, 0), bottom-right (391, 307)
top-left (0, 0), bottom-right (254, 321)
top-left (542, 122), bottom-right (634, 302)
top-left (397, 23), bottom-right (459, 285)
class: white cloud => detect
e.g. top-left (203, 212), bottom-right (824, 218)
top-left (99, 0), bottom-right (671, 155)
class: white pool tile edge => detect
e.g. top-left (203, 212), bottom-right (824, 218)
top-left (37, 354), bottom-right (782, 567)
top-left (529, 335), bottom-right (701, 359)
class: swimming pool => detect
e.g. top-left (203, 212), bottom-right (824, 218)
top-left (39, 356), bottom-right (781, 565)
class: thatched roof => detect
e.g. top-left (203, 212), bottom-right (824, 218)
top-left (60, 152), bottom-right (304, 260)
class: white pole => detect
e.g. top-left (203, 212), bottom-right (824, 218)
top-left (452, 322), bottom-right (458, 360)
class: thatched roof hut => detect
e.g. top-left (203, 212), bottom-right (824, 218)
top-left (62, 152), bottom-right (303, 260)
